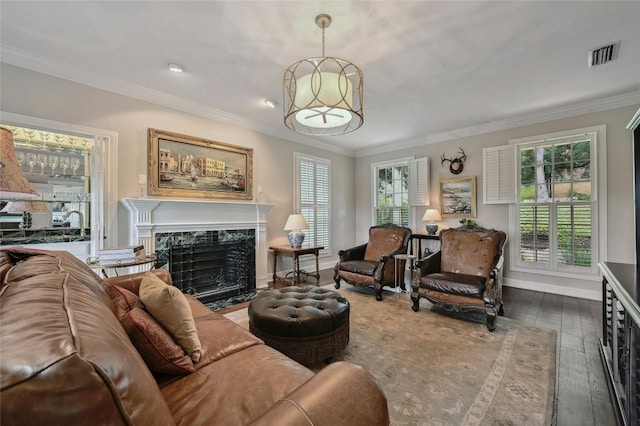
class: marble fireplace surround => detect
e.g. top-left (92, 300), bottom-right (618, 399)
top-left (121, 198), bottom-right (273, 288)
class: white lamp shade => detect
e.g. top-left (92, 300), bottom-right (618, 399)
top-left (294, 71), bottom-right (353, 129)
top-left (284, 214), bottom-right (309, 231)
top-left (422, 209), bottom-right (442, 222)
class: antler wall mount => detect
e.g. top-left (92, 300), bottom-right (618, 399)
top-left (441, 148), bottom-right (467, 175)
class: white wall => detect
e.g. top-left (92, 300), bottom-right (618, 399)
top-left (3, 62), bottom-right (637, 299)
top-left (355, 105), bottom-right (639, 299)
top-left (0, 63), bottom-right (356, 272)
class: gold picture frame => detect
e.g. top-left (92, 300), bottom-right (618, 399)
top-left (148, 129), bottom-right (253, 200)
top-left (439, 176), bottom-right (477, 218)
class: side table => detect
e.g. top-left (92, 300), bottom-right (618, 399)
top-left (393, 253), bottom-right (416, 294)
top-left (86, 254), bottom-right (157, 278)
top-left (270, 245), bottom-right (324, 286)
top-left (409, 234), bottom-right (440, 262)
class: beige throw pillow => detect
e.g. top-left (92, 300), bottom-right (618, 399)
top-left (139, 272), bottom-right (202, 363)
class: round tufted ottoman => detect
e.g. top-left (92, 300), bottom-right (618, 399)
top-left (248, 286), bottom-right (350, 366)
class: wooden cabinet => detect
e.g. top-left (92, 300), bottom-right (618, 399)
top-left (599, 262), bottom-right (640, 425)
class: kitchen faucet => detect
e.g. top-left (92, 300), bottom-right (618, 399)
top-left (65, 210), bottom-right (85, 236)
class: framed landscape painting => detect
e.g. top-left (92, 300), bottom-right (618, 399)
top-left (439, 176), bottom-right (477, 218)
top-left (148, 128), bottom-right (253, 200)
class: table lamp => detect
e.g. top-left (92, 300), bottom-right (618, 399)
top-left (0, 127), bottom-right (38, 198)
top-left (284, 214), bottom-right (308, 248)
top-left (422, 209), bottom-right (442, 235)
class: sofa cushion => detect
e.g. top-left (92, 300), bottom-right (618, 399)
top-left (0, 268), bottom-right (175, 425)
top-left (421, 272), bottom-right (486, 298)
top-left (121, 307), bottom-right (195, 375)
top-left (3, 250), bottom-right (113, 309)
top-left (161, 344), bottom-right (314, 425)
top-left (338, 260), bottom-right (378, 276)
top-left (140, 272), bottom-right (202, 363)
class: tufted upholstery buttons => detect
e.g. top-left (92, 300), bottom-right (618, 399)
top-left (248, 286), bottom-right (350, 366)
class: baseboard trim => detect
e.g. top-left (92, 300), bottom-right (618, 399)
top-left (504, 277), bottom-right (601, 301)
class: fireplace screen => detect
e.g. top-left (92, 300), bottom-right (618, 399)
top-left (168, 232), bottom-right (255, 304)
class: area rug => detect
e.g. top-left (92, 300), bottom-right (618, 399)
top-left (224, 286), bottom-right (557, 426)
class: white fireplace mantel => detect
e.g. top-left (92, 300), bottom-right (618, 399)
top-left (121, 198), bottom-right (273, 287)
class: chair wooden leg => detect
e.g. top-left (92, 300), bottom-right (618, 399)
top-left (485, 305), bottom-right (497, 331)
top-left (411, 294), bottom-right (420, 312)
top-left (374, 284), bottom-right (383, 301)
top-left (334, 276), bottom-right (341, 289)
top-left (498, 303), bottom-right (504, 316)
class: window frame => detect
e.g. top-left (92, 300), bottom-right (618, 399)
top-left (508, 125), bottom-right (607, 280)
top-left (371, 157), bottom-right (413, 227)
top-left (293, 152), bottom-right (331, 256)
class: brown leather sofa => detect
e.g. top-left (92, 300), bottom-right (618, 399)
top-left (410, 225), bottom-right (507, 331)
top-left (0, 248), bottom-right (389, 425)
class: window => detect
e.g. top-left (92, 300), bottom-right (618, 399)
top-left (294, 153), bottom-right (330, 252)
top-left (373, 159), bottom-right (410, 226)
top-left (509, 126), bottom-right (604, 276)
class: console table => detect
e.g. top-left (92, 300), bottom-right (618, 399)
top-left (270, 245), bottom-right (324, 286)
top-left (599, 262), bottom-right (639, 425)
top-left (86, 254), bottom-right (157, 278)
top-left (409, 233), bottom-right (440, 262)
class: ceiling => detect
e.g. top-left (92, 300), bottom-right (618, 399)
top-left (1, 1), bottom-right (639, 157)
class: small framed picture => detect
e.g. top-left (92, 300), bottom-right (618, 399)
top-left (439, 176), bottom-right (477, 218)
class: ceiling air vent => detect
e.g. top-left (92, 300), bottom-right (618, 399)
top-left (588, 42), bottom-right (619, 68)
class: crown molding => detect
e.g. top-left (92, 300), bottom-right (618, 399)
top-left (627, 106), bottom-right (640, 130)
top-left (2, 45), bottom-right (635, 160)
top-left (0, 45), bottom-right (355, 157)
top-left (356, 91), bottom-right (640, 158)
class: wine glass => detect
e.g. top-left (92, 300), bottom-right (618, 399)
top-left (15, 151), bottom-right (25, 171)
top-left (60, 156), bottom-right (70, 175)
top-left (37, 154), bottom-right (48, 174)
top-left (70, 157), bottom-right (81, 176)
top-left (26, 153), bottom-right (37, 173)
top-left (48, 155), bottom-right (59, 174)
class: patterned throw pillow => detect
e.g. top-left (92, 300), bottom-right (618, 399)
top-left (120, 307), bottom-right (195, 375)
top-left (139, 272), bottom-right (202, 363)
top-left (105, 284), bottom-right (144, 316)
top-left (105, 284), bottom-right (194, 375)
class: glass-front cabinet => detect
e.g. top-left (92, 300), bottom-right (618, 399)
top-left (0, 124), bottom-right (96, 257)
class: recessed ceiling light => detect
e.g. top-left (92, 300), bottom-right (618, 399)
top-left (168, 63), bottom-right (184, 73)
top-left (264, 99), bottom-right (278, 109)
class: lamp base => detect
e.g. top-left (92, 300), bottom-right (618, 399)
top-left (425, 224), bottom-right (439, 235)
top-left (288, 230), bottom-right (305, 248)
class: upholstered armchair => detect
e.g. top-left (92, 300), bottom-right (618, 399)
top-left (410, 225), bottom-right (507, 331)
top-left (334, 223), bottom-right (412, 301)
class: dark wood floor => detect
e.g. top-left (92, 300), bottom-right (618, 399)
top-left (266, 269), bottom-right (617, 425)
top-left (501, 286), bottom-right (617, 426)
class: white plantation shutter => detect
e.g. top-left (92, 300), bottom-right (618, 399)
top-left (483, 145), bottom-right (516, 204)
top-left (408, 157), bottom-right (429, 206)
top-left (295, 153), bottom-right (330, 252)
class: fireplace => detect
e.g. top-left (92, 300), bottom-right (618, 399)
top-left (153, 229), bottom-right (255, 303)
top-left (121, 198), bottom-right (272, 293)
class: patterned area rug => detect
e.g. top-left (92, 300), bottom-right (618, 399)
top-left (224, 286), bottom-right (557, 426)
